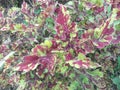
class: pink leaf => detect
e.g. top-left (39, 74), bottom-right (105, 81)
top-left (73, 60), bottom-right (90, 69)
top-left (0, 45), bottom-right (7, 53)
top-left (97, 42), bottom-right (109, 49)
top-left (104, 36), bottom-right (113, 41)
top-left (21, 1), bottom-right (29, 14)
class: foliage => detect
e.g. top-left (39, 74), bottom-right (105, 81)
top-left (0, 0), bottom-right (120, 90)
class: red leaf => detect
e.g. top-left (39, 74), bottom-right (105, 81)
top-left (16, 55), bottom-right (39, 72)
top-left (56, 13), bottom-right (70, 25)
top-left (93, 6), bottom-right (104, 14)
top-left (102, 27), bottom-right (114, 35)
top-left (24, 55), bottom-right (39, 61)
top-left (56, 5), bottom-right (70, 27)
top-left (65, 53), bottom-right (73, 61)
top-left (51, 40), bottom-right (58, 49)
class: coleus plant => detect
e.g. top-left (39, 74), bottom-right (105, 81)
top-left (16, 4), bottom-right (119, 71)
top-left (13, 1), bottom-right (120, 88)
top-left (16, 5), bottom-right (98, 75)
top-left (0, 0), bottom-right (120, 89)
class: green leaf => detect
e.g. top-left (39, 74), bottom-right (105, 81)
top-left (62, 42), bottom-right (68, 47)
top-left (88, 69), bottom-right (103, 77)
top-left (30, 71), bottom-right (34, 78)
top-left (23, 20), bottom-right (29, 26)
top-left (66, 1), bottom-right (74, 6)
top-left (79, 74), bottom-right (89, 84)
top-left (78, 3), bottom-right (83, 11)
top-left (86, 10), bottom-right (93, 15)
top-left (34, 7), bottom-right (41, 15)
top-left (70, 33), bottom-right (76, 38)
top-left (91, 0), bottom-right (104, 6)
top-left (37, 17), bottom-right (42, 23)
top-left (114, 20), bottom-right (120, 30)
top-left (32, 87), bottom-right (35, 90)
top-left (94, 28), bottom-right (102, 39)
top-left (43, 68), bottom-right (48, 73)
top-left (0, 54), bottom-right (3, 59)
top-left (52, 30), bottom-right (56, 34)
top-left (14, 24), bottom-right (22, 30)
top-left (115, 24), bottom-right (120, 31)
top-left (78, 53), bottom-right (86, 61)
top-left (69, 73), bottom-right (75, 78)
top-left (48, 24), bottom-right (54, 29)
top-left (112, 76), bottom-right (120, 90)
top-left (68, 81), bottom-right (79, 90)
top-left (18, 79), bottom-right (26, 89)
top-left (107, 5), bottom-right (112, 13)
top-left (89, 16), bottom-right (94, 23)
top-left (60, 66), bottom-right (68, 74)
top-left (46, 17), bottom-right (54, 23)
top-left (117, 56), bottom-right (120, 68)
top-left (44, 39), bottom-right (52, 48)
top-left (82, 77), bottom-right (89, 84)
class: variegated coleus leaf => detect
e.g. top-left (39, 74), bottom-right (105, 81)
top-left (32, 45), bottom-right (47, 56)
top-left (16, 39), bottom-right (56, 74)
top-left (32, 40), bottom-right (52, 56)
top-left (66, 59), bottom-right (89, 69)
top-left (81, 19), bottom-right (114, 49)
top-left (36, 54), bottom-right (56, 75)
top-left (16, 55), bottom-right (39, 72)
top-left (94, 20), bottom-right (114, 49)
top-left (56, 5), bottom-right (70, 26)
top-left (0, 45), bottom-right (8, 53)
top-left (112, 35), bottom-right (120, 44)
top-left (16, 54), bottom-right (56, 75)
top-left (78, 39), bottom-right (95, 54)
top-left (55, 5), bottom-right (77, 41)
top-left (66, 53), bottom-right (99, 69)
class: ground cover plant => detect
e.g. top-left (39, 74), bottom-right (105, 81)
top-left (0, 0), bottom-right (120, 90)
